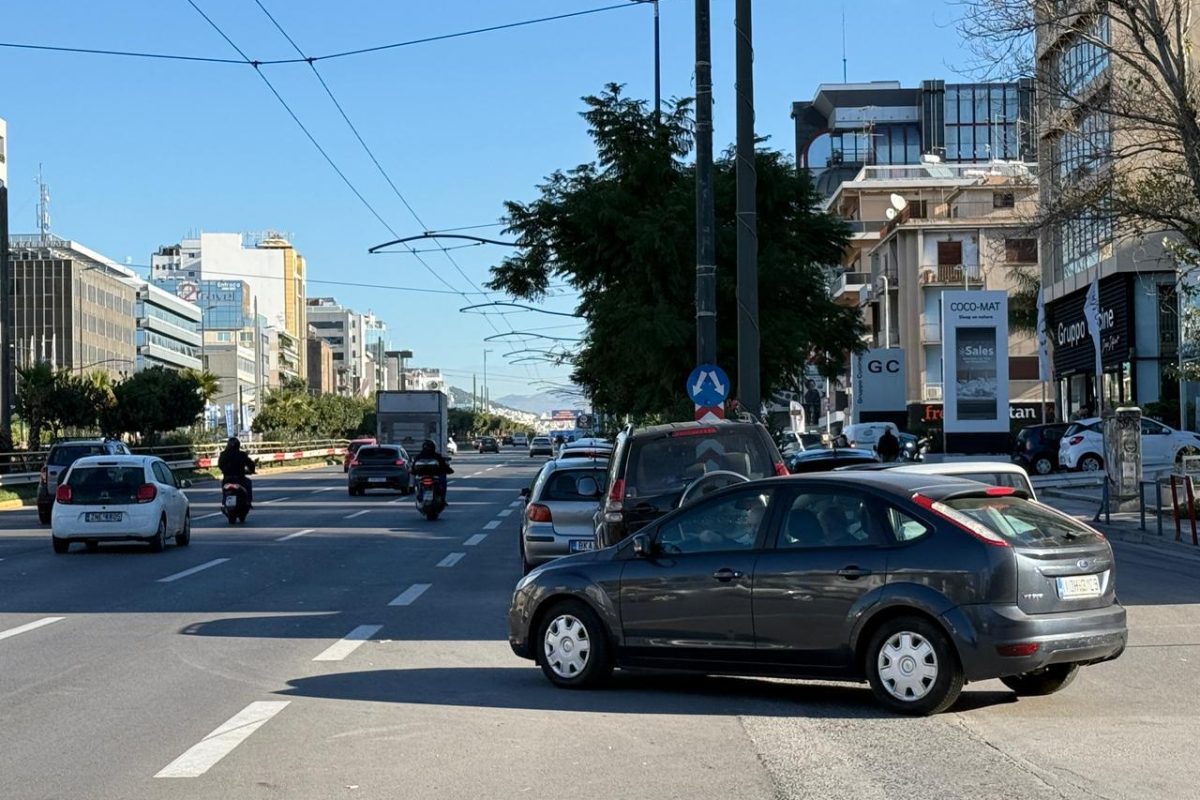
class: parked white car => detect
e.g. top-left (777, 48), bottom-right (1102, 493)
top-left (841, 422), bottom-right (899, 449)
top-left (50, 455), bottom-right (191, 554)
top-left (1058, 417), bottom-right (1200, 472)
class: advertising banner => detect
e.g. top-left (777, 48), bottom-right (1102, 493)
top-left (850, 348), bottom-right (906, 422)
top-left (942, 290), bottom-right (1009, 434)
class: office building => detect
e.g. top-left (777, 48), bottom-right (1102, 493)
top-left (132, 281), bottom-right (202, 372)
top-left (307, 332), bottom-right (335, 395)
top-left (364, 312), bottom-right (390, 391)
top-left (268, 327), bottom-right (302, 388)
top-left (306, 297), bottom-right (369, 396)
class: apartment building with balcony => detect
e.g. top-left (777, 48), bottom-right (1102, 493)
top-left (132, 282), bottom-right (201, 372)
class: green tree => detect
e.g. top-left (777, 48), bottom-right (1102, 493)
top-left (181, 368), bottom-right (221, 405)
top-left (102, 367), bottom-right (205, 443)
top-left (14, 362), bottom-right (59, 448)
top-left (487, 85), bottom-right (865, 419)
top-left (252, 388), bottom-right (315, 440)
top-left (1007, 266), bottom-right (1040, 335)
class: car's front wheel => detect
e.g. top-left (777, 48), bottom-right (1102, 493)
top-left (536, 599), bottom-right (612, 689)
top-left (865, 616), bottom-right (963, 715)
top-left (1000, 664), bottom-right (1078, 696)
top-left (1033, 456), bottom-right (1054, 475)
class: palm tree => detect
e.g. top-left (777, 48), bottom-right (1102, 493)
top-left (14, 362), bottom-right (57, 448)
top-left (181, 368), bottom-right (221, 404)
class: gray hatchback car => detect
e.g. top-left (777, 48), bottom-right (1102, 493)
top-left (520, 458), bottom-right (609, 574)
top-left (37, 438), bottom-right (132, 525)
top-left (508, 471), bottom-right (1127, 715)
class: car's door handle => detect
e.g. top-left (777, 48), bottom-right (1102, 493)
top-left (836, 566), bottom-right (873, 579)
top-left (712, 568), bottom-right (744, 582)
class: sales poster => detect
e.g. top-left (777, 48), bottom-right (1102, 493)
top-left (942, 291), bottom-right (1009, 434)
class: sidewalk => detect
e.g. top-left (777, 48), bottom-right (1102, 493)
top-left (1045, 489), bottom-right (1200, 560)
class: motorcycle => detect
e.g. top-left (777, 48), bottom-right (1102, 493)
top-left (222, 482), bottom-right (250, 524)
top-left (412, 458), bottom-right (447, 520)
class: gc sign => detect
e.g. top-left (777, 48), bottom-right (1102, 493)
top-left (851, 348), bottom-right (906, 419)
top-left (868, 358), bottom-right (901, 374)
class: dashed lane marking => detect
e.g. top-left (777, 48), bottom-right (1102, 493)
top-left (155, 701), bottom-right (290, 778)
top-left (464, 534), bottom-right (487, 546)
top-left (276, 529), bottom-right (314, 542)
top-left (498, 509), bottom-right (513, 518)
top-left (437, 552), bottom-right (465, 568)
top-left (388, 583), bottom-right (431, 606)
top-left (196, 512), bottom-right (221, 520)
top-left (157, 558), bottom-right (230, 584)
top-left (312, 625), bottom-right (383, 662)
top-left (261, 496), bottom-right (290, 505)
top-left (344, 510), bottom-right (370, 520)
top-left (0, 616), bottom-right (65, 642)
top-left (509, 501), bottom-right (522, 508)
top-left (484, 520), bottom-right (502, 530)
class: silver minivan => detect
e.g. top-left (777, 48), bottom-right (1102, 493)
top-left (519, 458), bottom-right (609, 573)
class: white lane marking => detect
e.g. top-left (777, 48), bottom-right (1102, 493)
top-left (157, 558), bottom-right (230, 584)
top-left (485, 466), bottom-right (497, 471)
top-left (469, 473), bottom-right (483, 478)
top-left (437, 552), bottom-right (465, 568)
top-left (312, 624), bottom-right (382, 662)
top-left (155, 701), bottom-right (290, 778)
top-left (314, 486), bottom-right (336, 493)
top-left (483, 520), bottom-right (502, 530)
top-left (344, 510), bottom-right (370, 520)
top-left (509, 501), bottom-right (522, 508)
top-left (0, 616), bottom-right (65, 642)
top-left (463, 534), bottom-right (487, 546)
top-left (276, 529), bottom-right (314, 542)
top-left (388, 583), bottom-right (431, 606)
top-left (197, 512), bottom-right (221, 520)
top-left (498, 509), bottom-right (513, 518)
top-left (261, 496), bottom-right (290, 505)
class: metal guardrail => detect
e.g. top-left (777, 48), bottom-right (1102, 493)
top-left (0, 440), bottom-right (347, 488)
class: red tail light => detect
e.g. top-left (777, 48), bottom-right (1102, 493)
top-left (40, 466), bottom-right (49, 484)
top-left (1069, 435), bottom-right (1084, 445)
top-left (526, 503), bottom-right (553, 523)
top-left (996, 642), bottom-right (1040, 657)
top-left (422, 477), bottom-right (435, 486)
top-left (606, 479), bottom-right (625, 510)
top-left (136, 484), bottom-right (158, 503)
top-left (55, 485), bottom-right (72, 504)
top-left (670, 427), bottom-right (719, 438)
top-left (774, 461), bottom-right (790, 477)
top-left (395, 459), bottom-right (406, 468)
top-left (912, 493), bottom-right (1010, 547)
top-left (985, 486), bottom-right (1016, 496)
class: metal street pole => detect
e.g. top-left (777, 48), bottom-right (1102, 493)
top-left (694, 0), bottom-right (717, 366)
top-left (483, 348), bottom-right (492, 411)
top-left (653, 0), bottom-right (661, 120)
top-left (735, 0), bottom-right (760, 416)
top-left (0, 182), bottom-right (12, 441)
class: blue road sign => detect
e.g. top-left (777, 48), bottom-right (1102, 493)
top-left (687, 363), bottom-right (730, 407)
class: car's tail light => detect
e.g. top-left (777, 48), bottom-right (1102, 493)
top-left (996, 642), bottom-right (1040, 657)
top-left (55, 485), bottom-right (72, 504)
top-left (606, 479), bottom-right (625, 511)
top-left (136, 484), bottom-right (158, 503)
top-left (773, 461), bottom-right (790, 477)
top-left (40, 466), bottom-right (49, 484)
top-left (670, 427), bottom-right (719, 438)
top-left (1069, 435), bottom-right (1084, 445)
top-left (912, 493), bottom-right (1010, 547)
top-left (526, 503), bottom-right (553, 523)
top-left (395, 459), bottom-right (406, 468)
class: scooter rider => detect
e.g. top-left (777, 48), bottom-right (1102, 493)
top-left (218, 437), bottom-right (256, 508)
top-left (411, 439), bottom-right (454, 502)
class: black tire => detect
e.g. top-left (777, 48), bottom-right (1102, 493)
top-left (149, 517), bottom-right (167, 552)
top-left (176, 513), bottom-right (191, 547)
top-left (535, 599), bottom-right (613, 689)
top-left (38, 507), bottom-right (52, 526)
top-left (348, 487), bottom-right (357, 497)
top-left (1000, 664), bottom-right (1079, 696)
top-left (864, 615), bottom-right (964, 716)
top-left (85, 541), bottom-right (100, 553)
top-left (227, 513), bottom-right (237, 526)
top-left (520, 536), bottom-right (535, 575)
top-left (238, 511), bottom-right (248, 524)
top-left (52, 537), bottom-right (70, 554)
top-left (1033, 456), bottom-right (1054, 475)
top-left (1078, 454), bottom-right (1103, 472)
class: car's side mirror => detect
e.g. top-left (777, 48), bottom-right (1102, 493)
top-left (180, 479), bottom-right (193, 489)
top-left (630, 532), bottom-right (651, 558)
top-left (520, 487), bottom-right (531, 498)
top-left (576, 476), bottom-right (600, 498)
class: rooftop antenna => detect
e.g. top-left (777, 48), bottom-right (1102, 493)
top-left (841, 2), bottom-right (847, 82)
top-left (35, 164), bottom-right (51, 243)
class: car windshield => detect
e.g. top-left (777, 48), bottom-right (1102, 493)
top-left (66, 465), bottom-right (145, 504)
top-left (356, 447), bottom-right (399, 462)
top-left (348, 441), bottom-right (373, 454)
top-left (49, 444), bottom-right (105, 467)
top-left (631, 428), bottom-right (773, 494)
top-left (533, 438), bottom-right (550, 445)
top-left (942, 496), bottom-right (1103, 546)
top-left (1064, 422), bottom-right (1099, 436)
top-left (541, 468), bottom-right (609, 501)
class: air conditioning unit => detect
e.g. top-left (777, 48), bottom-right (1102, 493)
top-left (924, 384), bottom-right (943, 401)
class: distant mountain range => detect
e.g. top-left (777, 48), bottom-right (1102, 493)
top-left (494, 392), bottom-right (583, 416)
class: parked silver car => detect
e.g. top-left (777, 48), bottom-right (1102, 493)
top-left (519, 458), bottom-right (609, 574)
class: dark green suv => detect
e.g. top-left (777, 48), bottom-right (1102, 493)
top-left (37, 438), bottom-right (131, 524)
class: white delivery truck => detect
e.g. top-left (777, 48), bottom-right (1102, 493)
top-left (376, 390), bottom-right (450, 456)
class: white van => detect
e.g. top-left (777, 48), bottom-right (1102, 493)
top-left (841, 422), bottom-right (899, 449)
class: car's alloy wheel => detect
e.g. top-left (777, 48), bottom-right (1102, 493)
top-left (1034, 456), bottom-right (1054, 475)
top-left (537, 600), bottom-right (612, 688)
top-left (149, 517), bottom-right (167, 552)
top-left (1079, 454), bottom-right (1103, 472)
top-left (177, 513), bottom-right (191, 547)
top-left (1001, 664), bottom-right (1079, 696)
top-left (866, 616), bottom-right (963, 715)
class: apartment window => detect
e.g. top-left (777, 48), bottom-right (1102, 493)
top-left (993, 192), bottom-right (1015, 209)
top-left (909, 200), bottom-right (928, 219)
top-left (1005, 239), bottom-right (1038, 263)
top-left (937, 240), bottom-right (963, 266)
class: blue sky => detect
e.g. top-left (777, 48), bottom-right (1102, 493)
top-left (1, 0), bottom-right (972, 399)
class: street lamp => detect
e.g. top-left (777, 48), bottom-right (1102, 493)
top-left (398, 349), bottom-right (412, 391)
top-left (875, 274), bottom-right (891, 349)
top-left (483, 348), bottom-right (493, 410)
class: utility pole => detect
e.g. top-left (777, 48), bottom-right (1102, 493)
top-left (0, 179), bottom-right (11, 444)
top-left (483, 348), bottom-right (492, 412)
top-left (653, 0), bottom-right (662, 120)
top-left (735, 0), bottom-right (760, 416)
top-left (694, 0), bottom-right (717, 365)
top-left (473, 374), bottom-right (478, 412)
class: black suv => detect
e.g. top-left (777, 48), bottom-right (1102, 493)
top-left (37, 438), bottom-right (132, 524)
top-left (1012, 423), bottom-right (1069, 475)
top-left (595, 420), bottom-right (785, 547)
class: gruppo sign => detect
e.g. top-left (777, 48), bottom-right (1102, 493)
top-left (850, 348), bottom-right (906, 421)
top-left (942, 290), bottom-right (1009, 435)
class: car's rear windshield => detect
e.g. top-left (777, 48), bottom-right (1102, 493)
top-left (49, 444), bottom-right (105, 466)
top-left (348, 440), bottom-right (373, 454)
top-left (356, 447), bottom-right (399, 462)
top-left (950, 471), bottom-right (1034, 496)
top-left (533, 438), bottom-right (551, 445)
top-left (941, 496), bottom-right (1103, 546)
top-left (66, 466), bottom-right (145, 504)
top-left (629, 427), bottom-right (774, 494)
top-left (1063, 422), bottom-right (1099, 437)
top-left (542, 468), bottom-right (609, 501)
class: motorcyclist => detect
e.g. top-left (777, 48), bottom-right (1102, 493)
top-left (218, 437), bottom-right (256, 508)
top-left (875, 429), bottom-right (901, 463)
top-left (411, 439), bottom-right (454, 503)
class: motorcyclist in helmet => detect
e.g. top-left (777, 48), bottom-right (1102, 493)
top-left (411, 439), bottom-right (454, 503)
top-left (218, 437), bottom-right (256, 508)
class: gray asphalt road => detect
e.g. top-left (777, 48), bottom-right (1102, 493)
top-left (1, 455), bottom-right (1197, 799)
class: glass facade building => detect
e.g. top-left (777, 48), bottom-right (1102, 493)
top-left (154, 278), bottom-right (252, 331)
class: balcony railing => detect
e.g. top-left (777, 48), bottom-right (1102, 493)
top-left (832, 271), bottom-right (871, 298)
top-left (919, 264), bottom-right (984, 286)
top-left (923, 383), bottom-right (943, 401)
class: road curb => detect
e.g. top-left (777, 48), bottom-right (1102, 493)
top-left (1090, 524), bottom-right (1200, 562)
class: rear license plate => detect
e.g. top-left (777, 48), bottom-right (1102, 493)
top-left (1057, 574), bottom-right (1101, 599)
top-left (569, 540), bottom-right (596, 552)
top-left (85, 512), bottom-right (122, 523)
top-left (224, 496), bottom-right (238, 509)
top-left (369, 477), bottom-right (387, 483)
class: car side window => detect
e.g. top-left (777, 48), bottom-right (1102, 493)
top-left (1142, 419), bottom-right (1168, 436)
top-left (152, 462), bottom-right (174, 486)
top-left (776, 489), bottom-right (885, 549)
top-left (656, 489), bottom-right (773, 555)
top-left (885, 506), bottom-right (931, 543)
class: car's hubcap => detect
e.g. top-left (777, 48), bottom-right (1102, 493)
top-left (1082, 458), bottom-right (1100, 471)
top-left (1036, 458), bottom-right (1052, 474)
top-left (878, 631), bottom-right (938, 702)
top-left (544, 614), bottom-right (590, 678)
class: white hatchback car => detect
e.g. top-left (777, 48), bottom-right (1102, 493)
top-left (51, 455), bottom-right (192, 553)
top-left (1059, 416), bottom-right (1200, 471)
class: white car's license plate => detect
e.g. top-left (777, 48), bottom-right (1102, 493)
top-left (85, 512), bottom-right (123, 523)
top-left (369, 477), bottom-right (387, 483)
top-left (1057, 574), bottom-right (1101, 599)
top-left (569, 540), bottom-right (596, 552)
